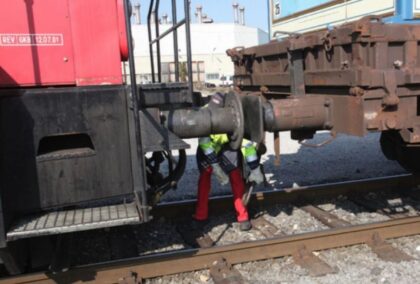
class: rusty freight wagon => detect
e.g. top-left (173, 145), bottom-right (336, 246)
top-left (228, 16), bottom-right (420, 172)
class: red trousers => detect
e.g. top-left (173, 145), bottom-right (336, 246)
top-left (194, 167), bottom-right (249, 222)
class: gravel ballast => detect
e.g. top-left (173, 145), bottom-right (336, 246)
top-left (144, 132), bottom-right (419, 283)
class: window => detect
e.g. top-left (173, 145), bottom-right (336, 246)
top-left (275, 2), bottom-right (280, 16)
top-left (165, 61), bottom-right (205, 82)
top-left (206, 73), bottom-right (219, 80)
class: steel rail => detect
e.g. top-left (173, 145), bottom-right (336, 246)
top-left (152, 173), bottom-right (420, 219)
top-left (3, 216), bottom-right (420, 284)
top-left (1, 174), bottom-right (419, 283)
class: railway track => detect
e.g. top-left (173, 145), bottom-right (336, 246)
top-left (1, 174), bottom-right (420, 284)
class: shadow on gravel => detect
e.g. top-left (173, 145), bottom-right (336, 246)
top-left (163, 133), bottom-right (407, 202)
top-left (69, 185), bottom-right (419, 267)
top-left (68, 132), bottom-right (411, 266)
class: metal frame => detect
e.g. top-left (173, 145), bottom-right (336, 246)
top-left (147, 0), bottom-right (193, 96)
top-left (395, 0), bottom-right (415, 21)
top-left (385, 0), bottom-right (420, 23)
top-left (123, 0), bottom-right (149, 221)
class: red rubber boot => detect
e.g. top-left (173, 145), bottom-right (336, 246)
top-left (194, 167), bottom-right (213, 221)
top-left (229, 168), bottom-right (249, 222)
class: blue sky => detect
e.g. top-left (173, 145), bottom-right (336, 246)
top-left (135, 0), bottom-right (271, 32)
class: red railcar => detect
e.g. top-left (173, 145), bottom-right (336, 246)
top-left (0, 0), bottom-right (244, 275)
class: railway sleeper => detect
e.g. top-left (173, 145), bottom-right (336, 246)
top-left (210, 257), bottom-right (244, 284)
top-left (292, 245), bottom-right (337, 277)
top-left (300, 204), bottom-right (415, 263)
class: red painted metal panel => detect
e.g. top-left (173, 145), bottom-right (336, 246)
top-left (0, 0), bottom-right (125, 87)
top-left (117, 0), bottom-right (129, 61)
top-left (0, 0), bottom-right (75, 87)
top-left (69, 0), bottom-right (123, 86)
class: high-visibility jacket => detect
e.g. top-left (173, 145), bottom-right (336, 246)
top-left (199, 134), bottom-right (259, 169)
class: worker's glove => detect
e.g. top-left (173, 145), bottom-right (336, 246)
top-left (211, 163), bottom-right (229, 185)
top-left (248, 166), bottom-right (264, 185)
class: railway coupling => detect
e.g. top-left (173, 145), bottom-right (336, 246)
top-left (167, 16), bottom-right (420, 150)
top-left (163, 91), bottom-right (332, 146)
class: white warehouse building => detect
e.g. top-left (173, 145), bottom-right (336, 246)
top-left (131, 23), bottom-right (268, 85)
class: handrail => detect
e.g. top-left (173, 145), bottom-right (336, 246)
top-left (147, 0), bottom-right (156, 83)
top-left (183, 0), bottom-right (193, 94)
top-left (171, 0), bottom-right (180, 81)
top-left (153, 0), bottom-right (162, 82)
top-left (150, 19), bottom-right (186, 45)
top-left (147, 0), bottom-right (193, 98)
top-left (123, 0), bottom-right (149, 221)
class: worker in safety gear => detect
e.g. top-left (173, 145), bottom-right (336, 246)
top-left (193, 93), bottom-right (265, 231)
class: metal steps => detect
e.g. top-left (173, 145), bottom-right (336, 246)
top-left (7, 203), bottom-right (140, 241)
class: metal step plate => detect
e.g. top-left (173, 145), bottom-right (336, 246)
top-left (7, 203), bottom-right (140, 241)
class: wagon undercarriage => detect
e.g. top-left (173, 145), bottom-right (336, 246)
top-left (228, 16), bottom-right (420, 172)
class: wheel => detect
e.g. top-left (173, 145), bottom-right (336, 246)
top-left (381, 131), bottom-right (420, 173)
top-left (380, 131), bottom-right (398, 160)
top-left (395, 142), bottom-right (420, 173)
top-left (0, 240), bottom-right (29, 275)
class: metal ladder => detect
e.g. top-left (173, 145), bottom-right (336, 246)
top-left (147, 0), bottom-right (194, 98)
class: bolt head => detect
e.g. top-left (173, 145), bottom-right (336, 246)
top-left (393, 60), bottom-right (403, 69)
top-left (385, 117), bottom-right (397, 129)
top-left (324, 99), bottom-right (331, 107)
